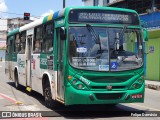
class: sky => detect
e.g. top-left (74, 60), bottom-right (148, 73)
top-left (0, 0), bottom-right (84, 20)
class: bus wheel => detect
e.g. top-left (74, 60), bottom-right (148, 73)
top-left (14, 71), bottom-right (21, 89)
top-left (44, 82), bottom-right (55, 109)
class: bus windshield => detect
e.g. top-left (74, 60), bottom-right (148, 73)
top-left (69, 26), bottom-right (143, 71)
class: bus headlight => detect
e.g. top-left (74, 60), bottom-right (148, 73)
top-left (68, 77), bottom-right (89, 90)
top-left (129, 77), bottom-right (144, 90)
top-left (77, 84), bottom-right (83, 89)
top-left (72, 80), bottom-right (77, 85)
top-left (138, 79), bottom-right (143, 83)
top-left (130, 83), bottom-right (141, 89)
top-left (74, 81), bottom-right (88, 90)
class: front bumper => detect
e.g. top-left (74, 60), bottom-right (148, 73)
top-left (65, 83), bottom-right (145, 105)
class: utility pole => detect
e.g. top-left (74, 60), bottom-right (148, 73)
top-left (63, 0), bottom-right (65, 8)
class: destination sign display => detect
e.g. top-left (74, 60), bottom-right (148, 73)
top-left (69, 9), bottom-right (139, 25)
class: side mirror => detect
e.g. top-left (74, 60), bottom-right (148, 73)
top-left (143, 29), bottom-right (148, 41)
top-left (60, 27), bottom-right (66, 40)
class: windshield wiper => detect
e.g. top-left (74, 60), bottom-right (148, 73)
top-left (86, 24), bottom-right (100, 44)
top-left (86, 24), bottom-right (102, 54)
top-left (120, 25), bottom-right (128, 37)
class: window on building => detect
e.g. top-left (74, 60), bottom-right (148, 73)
top-left (155, 0), bottom-right (160, 11)
top-left (33, 26), bottom-right (43, 53)
top-left (135, 0), bottom-right (152, 14)
top-left (103, 0), bottom-right (109, 6)
top-left (19, 31), bottom-right (26, 54)
top-left (42, 23), bottom-right (54, 53)
top-left (110, 0), bottom-right (153, 14)
top-left (14, 34), bottom-right (20, 53)
top-left (94, 0), bottom-right (99, 6)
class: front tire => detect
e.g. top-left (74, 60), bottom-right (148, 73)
top-left (44, 82), bottom-right (56, 109)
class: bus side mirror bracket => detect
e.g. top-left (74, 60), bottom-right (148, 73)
top-left (143, 29), bottom-right (148, 41)
top-left (60, 27), bottom-right (66, 40)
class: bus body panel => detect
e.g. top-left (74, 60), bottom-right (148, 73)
top-left (65, 83), bottom-right (145, 105)
top-left (31, 53), bottom-right (43, 94)
top-left (5, 6), bottom-right (145, 106)
top-left (31, 52), bottom-right (57, 99)
top-left (17, 54), bottom-right (26, 86)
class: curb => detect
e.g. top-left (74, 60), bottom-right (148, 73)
top-left (145, 83), bottom-right (160, 91)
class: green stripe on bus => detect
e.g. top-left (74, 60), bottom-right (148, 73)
top-left (43, 16), bottom-right (48, 24)
top-left (8, 28), bottom-right (19, 37)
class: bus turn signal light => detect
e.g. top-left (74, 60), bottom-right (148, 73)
top-left (68, 75), bottom-right (72, 80)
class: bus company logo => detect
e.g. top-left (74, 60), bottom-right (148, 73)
top-left (40, 58), bottom-right (47, 66)
top-left (18, 59), bottom-right (25, 68)
top-left (107, 85), bottom-right (112, 90)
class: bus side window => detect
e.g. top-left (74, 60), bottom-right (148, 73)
top-left (6, 38), bottom-right (9, 54)
top-left (42, 23), bottom-right (54, 53)
top-left (33, 26), bottom-right (42, 53)
top-left (14, 34), bottom-right (20, 53)
top-left (19, 31), bottom-right (26, 54)
top-left (7, 36), bottom-right (13, 54)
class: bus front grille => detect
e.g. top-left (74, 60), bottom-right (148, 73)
top-left (91, 86), bottom-right (126, 90)
top-left (85, 75), bottom-right (133, 83)
top-left (95, 93), bottom-right (123, 100)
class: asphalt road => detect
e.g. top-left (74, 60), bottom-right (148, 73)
top-left (0, 61), bottom-right (160, 120)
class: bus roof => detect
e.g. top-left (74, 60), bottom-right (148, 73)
top-left (8, 6), bottom-right (138, 37)
top-left (65, 6), bottom-right (138, 13)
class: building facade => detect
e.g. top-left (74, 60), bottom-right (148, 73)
top-left (0, 18), bottom-right (32, 51)
top-left (0, 18), bottom-right (32, 40)
top-left (82, 0), bottom-right (115, 6)
top-left (107, 0), bottom-right (160, 81)
top-left (7, 18), bottom-right (32, 32)
top-left (0, 19), bottom-right (7, 41)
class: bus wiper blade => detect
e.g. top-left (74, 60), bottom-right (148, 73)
top-left (86, 24), bottom-right (102, 54)
top-left (120, 25), bottom-right (128, 36)
top-left (86, 24), bottom-right (99, 44)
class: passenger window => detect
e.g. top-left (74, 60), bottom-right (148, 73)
top-left (19, 32), bottom-right (26, 54)
top-left (42, 23), bottom-right (54, 53)
top-left (14, 34), bottom-right (20, 53)
top-left (33, 26), bottom-right (42, 53)
top-left (6, 38), bottom-right (9, 53)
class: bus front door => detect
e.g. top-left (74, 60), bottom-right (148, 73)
top-left (26, 35), bottom-right (32, 90)
top-left (57, 28), bottom-right (65, 101)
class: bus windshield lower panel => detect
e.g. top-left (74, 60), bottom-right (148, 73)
top-left (68, 27), bottom-right (143, 71)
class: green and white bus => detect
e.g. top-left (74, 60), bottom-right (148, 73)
top-left (5, 6), bottom-right (148, 108)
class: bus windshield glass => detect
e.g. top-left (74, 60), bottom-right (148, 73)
top-left (69, 27), bottom-right (143, 71)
